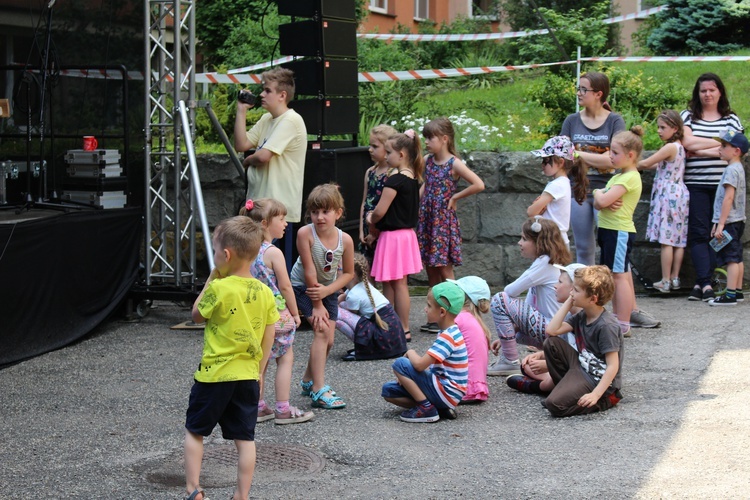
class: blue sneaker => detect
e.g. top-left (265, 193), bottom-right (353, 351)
top-left (400, 404), bottom-right (439, 423)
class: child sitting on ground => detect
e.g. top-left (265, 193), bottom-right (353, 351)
top-left (544, 265), bottom-right (623, 417)
top-left (184, 216), bottom-right (278, 500)
top-left (381, 281), bottom-right (468, 423)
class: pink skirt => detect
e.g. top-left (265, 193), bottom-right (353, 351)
top-left (371, 228), bottom-right (423, 282)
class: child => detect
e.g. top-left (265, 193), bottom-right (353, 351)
top-left (528, 135), bottom-right (587, 247)
top-left (290, 183), bottom-right (355, 409)
top-left (366, 130), bottom-right (425, 341)
top-left (638, 110), bottom-right (689, 293)
top-left (449, 276), bottom-right (492, 403)
top-left (359, 124), bottom-right (398, 268)
top-left (593, 126), bottom-right (644, 338)
top-left (185, 216), bottom-right (277, 500)
top-left (708, 130), bottom-right (748, 306)
top-left (336, 252), bottom-right (408, 360)
top-left (381, 281), bottom-right (468, 423)
top-left (544, 265), bottom-right (623, 417)
top-left (506, 263), bottom-right (586, 395)
top-left (417, 117), bottom-right (485, 333)
top-left (488, 217), bottom-right (572, 376)
top-left (241, 198), bottom-right (313, 425)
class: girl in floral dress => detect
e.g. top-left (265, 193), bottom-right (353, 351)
top-left (417, 117), bottom-right (485, 333)
top-left (638, 110), bottom-right (689, 293)
top-left (359, 124), bottom-right (397, 270)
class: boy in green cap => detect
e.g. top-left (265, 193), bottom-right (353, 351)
top-left (381, 281), bottom-right (468, 422)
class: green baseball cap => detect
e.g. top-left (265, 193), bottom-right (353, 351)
top-left (432, 281), bottom-right (466, 315)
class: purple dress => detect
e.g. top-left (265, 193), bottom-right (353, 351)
top-left (645, 143), bottom-right (689, 247)
top-left (417, 155), bottom-right (462, 267)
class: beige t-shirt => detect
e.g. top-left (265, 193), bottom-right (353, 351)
top-left (245, 109), bottom-right (307, 222)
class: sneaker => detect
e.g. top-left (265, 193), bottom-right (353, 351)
top-left (274, 406), bottom-right (315, 425)
top-left (437, 407), bottom-right (458, 420)
top-left (737, 291), bottom-right (745, 302)
top-left (702, 288), bottom-right (715, 302)
top-left (652, 279), bottom-right (671, 293)
top-left (419, 322), bottom-right (440, 333)
top-left (629, 309), bottom-right (660, 328)
top-left (506, 374), bottom-right (542, 394)
top-left (487, 353), bottom-right (521, 376)
top-left (400, 404), bottom-right (439, 423)
top-left (709, 295), bottom-right (736, 306)
top-left (257, 406), bottom-right (275, 423)
top-left (671, 277), bottom-right (681, 290)
top-left (688, 286), bottom-right (702, 301)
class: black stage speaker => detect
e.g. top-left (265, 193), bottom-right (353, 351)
top-left (290, 97), bottom-right (359, 136)
top-left (279, 19), bottom-right (357, 59)
top-left (282, 58), bottom-right (358, 97)
top-left (277, 0), bottom-right (356, 21)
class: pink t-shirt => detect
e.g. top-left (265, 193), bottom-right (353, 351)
top-left (455, 311), bottom-right (489, 402)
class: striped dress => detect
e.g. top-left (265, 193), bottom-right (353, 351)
top-left (680, 111), bottom-right (743, 186)
top-left (427, 324), bottom-right (468, 408)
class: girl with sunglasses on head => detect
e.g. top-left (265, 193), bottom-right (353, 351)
top-left (290, 183), bottom-right (355, 409)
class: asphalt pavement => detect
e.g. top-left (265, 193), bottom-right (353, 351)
top-left (1, 294), bottom-right (749, 499)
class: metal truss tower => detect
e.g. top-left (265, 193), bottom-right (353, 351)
top-left (142, 0), bottom-right (198, 294)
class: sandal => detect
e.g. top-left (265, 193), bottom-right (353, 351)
top-left (310, 385), bottom-right (346, 409)
top-left (404, 330), bottom-right (412, 343)
top-left (301, 379), bottom-right (335, 397)
top-left (275, 406), bottom-right (315, 424)
top-left (185, 488), bottom-right (208, 500)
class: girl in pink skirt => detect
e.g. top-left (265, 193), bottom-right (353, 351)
top-left (365, 130), bottom-right (424, 340)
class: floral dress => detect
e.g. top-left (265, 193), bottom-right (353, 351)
top-left (360, 167), bottom-right (388, 262)
top-left (417, 155), bottom-right (462, 267)
top-left (645, 143), bottom-right (689, 247)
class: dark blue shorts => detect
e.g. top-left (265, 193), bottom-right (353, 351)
top-left (185, 379), bottom-right (259, 441)
top-left (717, 221), bottom-right (745, 266)
top-left (294, 285), bottom-right (339, 321)
top-left (380, 357), bottom-right (450, 410)
top-left (598, 228), bottom-right (635, 274)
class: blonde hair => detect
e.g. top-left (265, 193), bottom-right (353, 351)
top-left (612, 125), bottom-right (645, 160)
top-left (370, 124), bottom-right (398, 147)
top-left (389, 132), bottom-right (425, 183)
top-left (304, 183), bottom-right (346, 222)
top-left (353, 253), bottom-right (388, 330)
top-left (462, 296), bottom-right (492, 343)
top-left (261, 67), bottom-right (295, 102)
top-left (574, 265), bottom-right (615, 306)
top-left (239, 198), bottom-right (287, 224)
top-left (213, 216), bottom-right (264, 261)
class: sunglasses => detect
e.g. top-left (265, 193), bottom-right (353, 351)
top-left (542, 157), bottom-right (553, 166)
top-left (323, 249), bottom-right (334, 273)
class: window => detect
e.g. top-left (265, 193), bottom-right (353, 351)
top-left (470, 0), bottom-right (499, 19)
top-left (369, 0), bottom-right (387, 14)
top-left (414, 0), bottom-right (429, 20)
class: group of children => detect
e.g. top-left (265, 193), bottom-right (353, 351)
top-left (181, 114), bottom-right (748, 499)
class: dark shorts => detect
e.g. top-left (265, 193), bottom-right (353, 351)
top-left (185, 379), bottom-right (259, 441)
top-left (380, 357), bottom-right (451, 410)
top-left (294, 285), bottom-right (339, 321)
top-left (598, 228), bottom-right (635, 274)
top-left (717, 221), bottom-right (745, 266)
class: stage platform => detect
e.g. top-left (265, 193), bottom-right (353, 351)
top-left (0, 206), bottom-right (142, 367)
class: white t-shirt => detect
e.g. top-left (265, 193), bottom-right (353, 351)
top-left (504, 255), bottom-right (560, 320)
top-left (339, 282), bottom-right (389, 319)
top-left (542, 176), bottom-right (571, 246)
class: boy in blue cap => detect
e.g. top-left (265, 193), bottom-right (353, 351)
top-left (381, 281), bottom-right (468, 422)
top-left (709, 129), bottom-right (748, 305)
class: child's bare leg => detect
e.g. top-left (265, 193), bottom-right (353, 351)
top-left (384, 396), bottom-right (417, 408)
top-left (438, 264), bottom-right (455, 282)
top-left (184, 430), bottom-right (205, 498)
top-left (381, 281), bottom-right (394, 304)
top-left (660, 244), bottom-right (673, 281)
top-left (259, 360), bottom-right (270, 405)
top-left (233, 439), bottom-right (256, 500)
top-left (391, 277), bottom-right (411, 331)
top-left (538, 373), bottom-right (555, 392)
top-left (671, 247), bottom-right (685, 280)
top-left (425, 266), bottom-right (442, 287)
top-left (738, 262), bottom-right (744, 290)
top-left (613, 272), bottom-right (634, 333)
top-left (275, 347), bottom-right (293, 404)
top-left (306, 321), bottom-right (336, 396)
top-left (727, 262), bottom-right (740, 290)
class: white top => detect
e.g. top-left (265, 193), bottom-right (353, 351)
top-left (542, 176), bottom-right (571, 246)
top-left (504, 255), bottom-right (560, 320)
top-left (339, 282), bottom-right (390, 319)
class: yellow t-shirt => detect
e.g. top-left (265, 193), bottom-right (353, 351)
top-left (245, 109), bottom-right (307, 222)
top-left (195, 276), bottom-right (280, 383)
top-left (598, 169), bottom-right (642, 233)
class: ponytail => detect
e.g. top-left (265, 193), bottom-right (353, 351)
top-left (570, 157), bottom-right (589, 204)
top-left (354, 253), bottom-right (388, 330)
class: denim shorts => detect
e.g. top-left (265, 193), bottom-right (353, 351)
top-left (185, 379), bottom-right (259, 441)
top-left (293, 285), bottom-right (339, 321)
top-left (380, 357), bottom-right (450, 410)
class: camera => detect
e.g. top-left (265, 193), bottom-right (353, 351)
top-left (237, 89), bottom-right (257, 106)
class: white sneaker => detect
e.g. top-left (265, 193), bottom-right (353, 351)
top-left (670, 277), bottom-right (681, 290)
top-left (652, 279), bottom-right (671, 293)
top-left (487, 353), bottom-right (521, 376)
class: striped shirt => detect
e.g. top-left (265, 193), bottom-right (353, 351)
top-left (427, 324), bottom-right (468, 407)
top-left (680, 110), bottom-right (743, 186)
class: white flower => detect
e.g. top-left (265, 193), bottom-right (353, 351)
top-left (523, 125), bottom-right (530, 133)
top-left (470, 156), bottom-right (474, 161)
top-left (391, 121), bottom-right (397, 126)
top-left (461, 137), bottom-right (467, 143)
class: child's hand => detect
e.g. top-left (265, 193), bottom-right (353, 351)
top-left (713, 223), bottom-right (724, 239)
top-left (305, 283), bottom-right (329, 301)
top-left (311, 305), bottom-right (329, 330)
top-left (292, 314), bottom-right (302, 328)
top-left (578, 392), bottom-right (600, 408)
top-left (523, 352), bottom-right (548, 375)
top-left (489, 339), bottom-right (500, 355)
top-left (607, 198), bottom-right (623, 212)
top-left (448, 195), bottom-right (458, 211)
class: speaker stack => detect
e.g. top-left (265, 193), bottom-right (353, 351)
top-left (278, 0), bottom-right (359, 141)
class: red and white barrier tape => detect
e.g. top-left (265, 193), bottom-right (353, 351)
top-left (583, 55), bottom-right (750, 63)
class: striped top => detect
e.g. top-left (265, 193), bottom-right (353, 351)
top-left (680, 110), bottom-right (743, 186)
top-left (290, 224), bottom-right (343, 287)
top-left (427, 324), bottom-right (468, 408)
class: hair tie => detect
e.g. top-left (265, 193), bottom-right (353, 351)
top-left (404, 129), bottom-right (415, 139)
top-left (531, 215), bottom-right (542, 233)
top-left (245, 199), bottom-right (254, 211)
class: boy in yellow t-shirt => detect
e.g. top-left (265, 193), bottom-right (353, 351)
top-left (184, 216), bottom-right (279, 500)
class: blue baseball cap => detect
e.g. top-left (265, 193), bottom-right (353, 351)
top-left (448, 276), bottom-right (491, 306)
top-left (714, 129), bottom-right (749, 155)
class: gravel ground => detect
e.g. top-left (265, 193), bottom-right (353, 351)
top-left (1, 294), bottom-right (748, 499)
